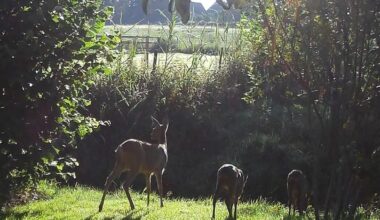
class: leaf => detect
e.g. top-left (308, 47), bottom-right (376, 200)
top-left (57, 117), bottom-right (63, 123)
top-left (52, 14), bottom-right (60, 23)
top-left (56, 163), bottom-right (64, 172)
top-left (83, 99), bottom-right (91, 106)
top-left (103, 67), bottom-right (112, 76)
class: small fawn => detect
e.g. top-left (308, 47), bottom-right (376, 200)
top-left (212, 164), bottom-right (248, 219)
top-left (287, 169), bottom-right (308, 215)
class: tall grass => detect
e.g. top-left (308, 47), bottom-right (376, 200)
top-left (104, 18), bottom-right (242, 55)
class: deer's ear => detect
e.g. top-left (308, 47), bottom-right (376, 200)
top-left (216, 0), bottom-right (232, 10)
top-left (168, 0), bottom-right (175, 13)
top-left (151, 116), bottom-right (160, 127)
top-left (142, 0), bottom-right (149, 14)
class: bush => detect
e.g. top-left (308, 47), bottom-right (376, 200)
top-left (0, 0), bottom-right (116, 206)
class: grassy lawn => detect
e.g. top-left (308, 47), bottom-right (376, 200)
top-left (130, 53), bottom-right (220, 71)
top-left (3, 182), bottom-right (379, 220)
top-left (3, 182), bottom-right (308, 220)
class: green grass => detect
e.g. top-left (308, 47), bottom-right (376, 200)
top-left (3, 182), bottom-right (300, 220)
top-left (3, 182), bottom-right (379, 220)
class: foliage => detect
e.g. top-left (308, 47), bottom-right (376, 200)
top-left (0, 0), bottom-right (117, 206)
top-left (239, 0), bottom-right (380, 218)
top-left (76, 42), bottom-right (311, 208)
top-left (1, 0), bottom-right (379, 219)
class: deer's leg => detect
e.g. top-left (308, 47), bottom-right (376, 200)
top-left (232, 183), bottom-right (238, 220)
top-left (288, 190), bottom-right (291, 216)
top-left (145, 173), bottom-right (152, 207)
top-left (212, 184), bottom-right (220, 219)
top-left (212, 195), bottom-right (217, 219)
top-left (297, 196), bottom-right (302, 215)
top-left (155, 171), bottom-right (164, 207)
top-left (225, 197), bottom-right (233, 219)
top-left (299, 195), bottom-right (304, 215)
top-left (234, 197), bottom-right (238, 220)
top-left (122, 171), bottom-right (138, 210)
top-left (99, 169), bottom-right (121, 212)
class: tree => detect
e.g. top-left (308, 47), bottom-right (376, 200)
top-left (241, 0), bottom-right (380, 218)
top-left (0, 0), bottom-right (117, 206)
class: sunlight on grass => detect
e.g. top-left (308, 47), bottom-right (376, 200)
top-left (4, 182), bottom-right (379, 220)
top-left (4, 183), bottom-right (293, 220)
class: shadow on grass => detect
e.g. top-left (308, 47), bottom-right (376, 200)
top-left (121, 209), bottom-right (148, 220)
top-left (85, 208), bottom-right (148, 220)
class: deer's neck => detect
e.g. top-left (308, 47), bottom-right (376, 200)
top-left (156, 133), bottom-right (167, 146)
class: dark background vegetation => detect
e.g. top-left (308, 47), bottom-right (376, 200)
top-left (1, 0), bottom-right (379, 219)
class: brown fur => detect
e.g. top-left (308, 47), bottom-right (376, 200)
top-left (287, 169), bottom-right (308, 215)
top-left (98, 116), bottom-right (169, 212)
top-left (212, 164), bottom-right (248, 219)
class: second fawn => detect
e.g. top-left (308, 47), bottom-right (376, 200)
top-left (212, 164), bottom-right (248, 219)
top-left (287, 169), bottom-right (308, 215)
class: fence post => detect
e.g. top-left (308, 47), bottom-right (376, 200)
top-left (219, 47), bottom-right (224, 69)
top-left (152, 50), bottom-right (158, 73)
top-left (145, 36), bottom-right (149, 68)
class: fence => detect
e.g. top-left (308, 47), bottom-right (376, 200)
top-left (118, 35), bottom-right (161, 52)
top-left (116, 35), bottom-right (161, 69)
top-left (99, 34), bottom-right (225, 70)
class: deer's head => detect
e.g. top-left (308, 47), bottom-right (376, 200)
top-left (150, 116), bottom-right (169, 143)
top-left (216, 0), bottom-right (234, 9)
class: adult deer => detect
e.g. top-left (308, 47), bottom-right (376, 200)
top-left (287, 169), bottom-right (308, 216)
top-left (98, 116), bottom-right (169, 212)
top-left (141, 0), bottom-right (249, 24)
top-left (212, 164), bottom-right (248, 219)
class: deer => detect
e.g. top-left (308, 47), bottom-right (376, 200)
top-left (141, 0), bottom-right (191, 24)
top-left (141, 0), bottom-right (248, 24)
top-left (98, 116), bottom-right (169, 212)
top-left (212, 164), bottom-right (248, 220)
top-left (287, 169), bottom-right (308, 216)
top-left (216, 0), bottom-right (249, 10)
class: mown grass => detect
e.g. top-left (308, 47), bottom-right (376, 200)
top-left (4, 182), bottom-right (314, 220)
